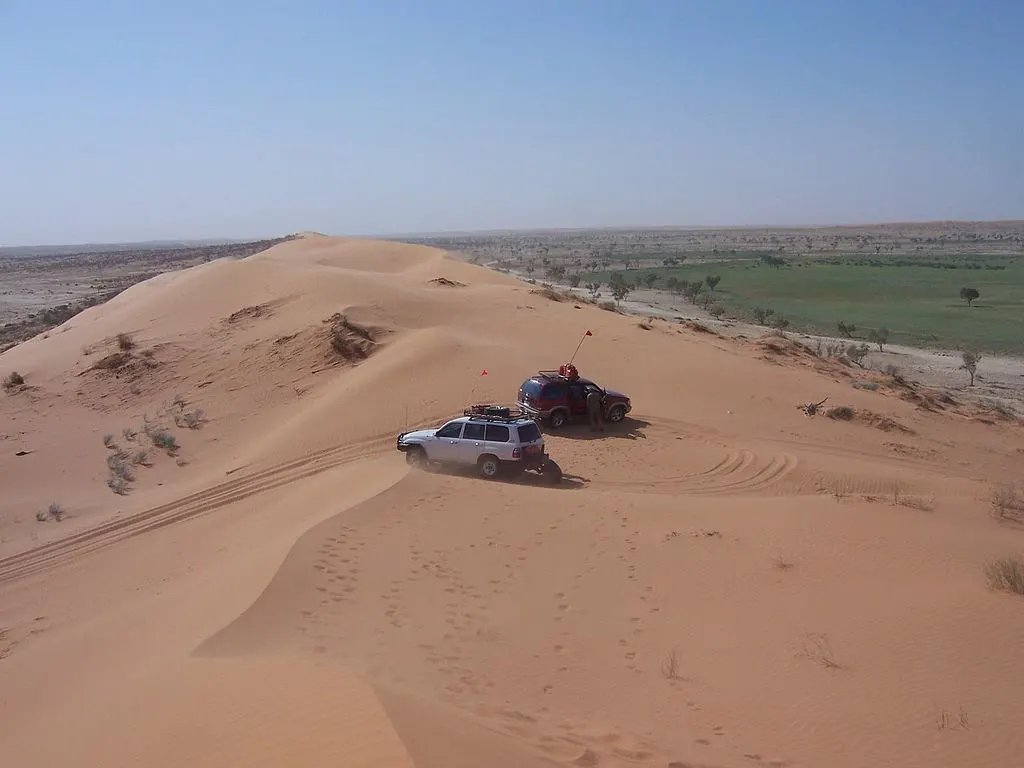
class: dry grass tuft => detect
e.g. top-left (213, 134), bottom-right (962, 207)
top-left (992, 485), bottom-right (1024, 523)
top-left (799, 632), bottom-right (842, 669)
top-left (985, 556), bottom-right (1024, 595)
top-left (2, 371), bottom-right (25, 392)
top-left (660, 647), bottom-right (681, 680)
top-left (825, 405), bottom-right (855, 421)
top-left (35, 502), bottom-right (65, 522)
top-left (116, 332), bottom-right (135, 351)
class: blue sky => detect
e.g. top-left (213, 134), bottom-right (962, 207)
top-left (1, 1), bottom-right (1021, 245)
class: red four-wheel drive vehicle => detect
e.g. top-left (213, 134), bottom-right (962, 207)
top-left (517, 366), bottom-right (632, 429)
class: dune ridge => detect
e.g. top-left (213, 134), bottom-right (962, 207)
top-left (2, 236), bottom-right (1023, 768)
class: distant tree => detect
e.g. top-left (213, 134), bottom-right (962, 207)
top-left (960, 350), bottom-right (981, 386)
top-left (959, 287), bottom-right (980, 307)
top-left (867, 326), bottom-right (890, 351)
top-left (772, 315), bottom-right (791, 331)
top-left (546, 264), bottom-right (566, 281)
top-left (837, 321), bottom-right (857, 338)
top-left (644, 273), bottom-right (659, 289)
top-left (752, 307), bottom-right (775, 325)
top-left (683, 280), bottom-right (704, 304)
top-left (705, 275), bottom-right (721, 292)
top-left (585, 281), bottom-right (602, 298)
top-left (567, 273), bottom-right (581, 288)
top-left (609, 272), bottom-right (632, 305)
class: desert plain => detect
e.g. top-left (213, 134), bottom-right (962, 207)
top-left (2, 231), bottom-right (1024, 768)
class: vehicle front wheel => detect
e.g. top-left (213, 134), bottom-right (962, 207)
top-left (405, 446), bottom-right (427, 468)
top-left (607, 404), bottom-right (626, 423)
top-left (548, 410), bottom-right (568, 429)
top-left (477, 455), bottom-right (500, 479)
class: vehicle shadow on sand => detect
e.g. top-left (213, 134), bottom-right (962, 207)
top-left (545, 416), bottom-right (650, 441)
top-left (412, 464), bottom-right (590, 490)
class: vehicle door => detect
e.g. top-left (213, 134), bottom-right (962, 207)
top-left (567, 382), bottom-right (588, 416)
top-left (540, 382), bottom-right (568, 415)
top-left (483, 423), bottom-right (512, 460)
top-left (430, 421), bottom-right (464, 462)
top-left (458, 421), bottom-right (487, 465)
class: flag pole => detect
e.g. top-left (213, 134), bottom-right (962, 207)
top-left (568, 330), bottom-right (593, 366)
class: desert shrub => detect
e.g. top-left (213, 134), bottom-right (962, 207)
top-left (172, 407), bottom-right (205, 430)
top-left (825, 406), bottom-right (855, 420)
top-left (116, 333), bottom-right (135, 351)
top-left (107, 451), bottom-right (135, 482)
top-left (148, 428), bottom-right (179, 455)
top-left (986, 557), bottom-right (1024, 595)
top-left (122, 427), bottom-right (138, 442)
top-left (107, 476), bottom-right (128, 495)
top-left (751, 307), bottom-right (775, 325)
top-left (845, 343), bottom-right (870, 367)
top-left (992, 485), bottom-right (1024, 522)
top-left (132, 449), bottom-right (151, 467)
top-left (868, 326), bottom-right (890, 351)
top-left (36, 502), bottom-right (65, 522)
top-left (598, 300), bottom-right (618, 312)
top-left (2, 371), bottom-right (25, 391)
top-left (103, 433), bottom-right (117, 448)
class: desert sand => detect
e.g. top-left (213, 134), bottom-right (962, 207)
top-left (2, 235), bottom-right (1023, 768)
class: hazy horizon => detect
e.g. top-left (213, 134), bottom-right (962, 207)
top-left (2, 1), bottom-right (1021, 247)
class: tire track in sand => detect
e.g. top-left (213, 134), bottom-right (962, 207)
top-left (592, 448), bottom-right (799, 496)
top-left (0, 433), bottom-right (397, 585)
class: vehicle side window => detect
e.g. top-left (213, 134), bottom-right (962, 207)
top-left (569, 384), bottom-right (585, 399)
top-left (544, 384), bottom-right (566, 400)
top-left (435, 422), bottom-right (463, 439)
top-left (485, 424), bottom-right (510, 442)
top-left (463, 422), bottom-right (485, 440)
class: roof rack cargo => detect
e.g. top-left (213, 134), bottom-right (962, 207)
top-left (463, 404), bottom-right (531, 422)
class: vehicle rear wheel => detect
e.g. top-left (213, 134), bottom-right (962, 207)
top-left (405, 447), bottom-right (427, 468)
top-left (477, 455), bottom-right (500, 479)
top-left (607, 404), bottom-right (626, 423)
top-left (541, 459), bottom-right (562, 485)
top-left (548, 409), bottom-right (568, 429)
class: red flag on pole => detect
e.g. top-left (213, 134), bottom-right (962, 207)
top-left (480, 369), bottom-right (488, 376)
top-left (585, 330), bottom-right (593, 336)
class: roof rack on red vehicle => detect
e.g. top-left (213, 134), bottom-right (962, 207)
top-left (463, 404), bottom-right (531, 422)
top-left (537, 363), bottom-right (581, 381)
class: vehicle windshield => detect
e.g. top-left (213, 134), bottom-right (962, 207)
top-left (517, 422), bottom-right (542, 443)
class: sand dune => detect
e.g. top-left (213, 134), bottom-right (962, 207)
top-left (2, 236), bottom-right (1023, 767)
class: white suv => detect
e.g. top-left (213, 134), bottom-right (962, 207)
top-left (396, 406), bottom-right (561, 482)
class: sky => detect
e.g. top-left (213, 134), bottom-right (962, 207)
top-left (1, 0), bottom-right (1021, 245)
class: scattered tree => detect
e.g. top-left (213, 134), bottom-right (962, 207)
top-left (545, 264), bottom-right (567, 282)
top-left (567, 273), bottom-right (581, 288)
top-left (705, 275), bottom-right (721, 292)
top-left (837, 321), bottom-right (857, 338)
top-left (585, 281), bottom-right (602, 298)
top-left (959, 287), bottom-right (980, 307)
top-left (644, 273), bottom-right (659, 289)
top-left (867, 326), bottom-right (890, 351)
top-left (752, 307), bottom-right (775, 325)
top-left (960, 350), bottom-right (981, 386)
top-left (609, 272), bottom-right (632, 305)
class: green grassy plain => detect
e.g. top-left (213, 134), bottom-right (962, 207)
top-left (581, 255), bottom-right (1024, 355)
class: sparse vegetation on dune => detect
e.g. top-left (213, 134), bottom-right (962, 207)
top-left (986, 556), bottom-right (1024, 595)
top-left (2, 371), bottom-right (25, 392)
